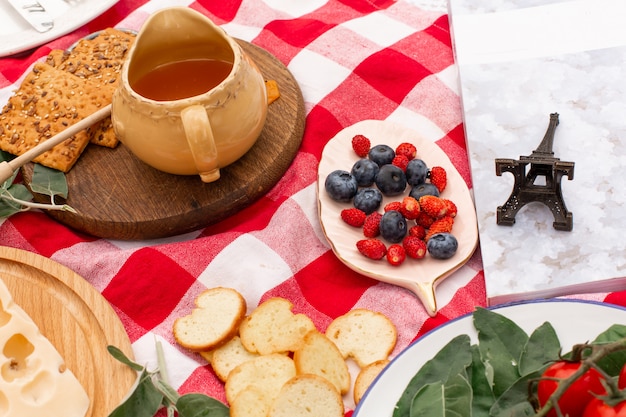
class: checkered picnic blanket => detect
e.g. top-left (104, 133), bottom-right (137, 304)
top-left (1, 0), bottom-right (622, 414)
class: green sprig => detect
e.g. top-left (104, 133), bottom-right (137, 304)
top-left (106, 344), bottom-right (229, 417)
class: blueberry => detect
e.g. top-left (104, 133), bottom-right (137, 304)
top-left (325, 170), bottom-right (358, 202)
top-left (375, 164), bottom-right (407, 196)
top-left (351, 159), bottom-right (380, 187)
top-left (405, 159), bottom-right (428, 186)
top-left (409, 183), bottom-right (440, 200)
top-left (368, 144), bottom-right (395, 166)
top-left (353, 188), bottom-right (382, 214)
top-left (427, 233), bottom-right (458, 259)
top-left (379, 210), bottom-right (407, 243)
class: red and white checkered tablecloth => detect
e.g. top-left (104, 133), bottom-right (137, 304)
top-left (1, 0), bottom-right (625, 415)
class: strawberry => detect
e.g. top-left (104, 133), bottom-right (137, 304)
top-left (351, 134), bottom-right (371, 157)
top-left (425, 216), bottom-right (454, 241)
top-left (408, 224), bottom-right (427, 240)
top-left (363, 212), bottom-right (382, 238)
top-left (392, 154), bottom-right (409, 171)
top-left (341, 208), bottom-right (366, 227)
top-left (386, 244), bottom-right (406, 266)
top-left (418, 195), bottom-right (447, 219)
top-left (395, 142), bottom-right (417, 160)
top-left (429, 166), bottom-right (447, 193)
top-left (399, 196), bottom-right (420, 220)
top-left (384, 201), bottom-right (402, 212)
top-left (415, 211), bottom-right (435, 228)
top-left (442, 199), bottom-right (457, 218)
top-left (356, 238), bottom-right (387, 260)
top-left (403, 236), bottom-right (427, 259)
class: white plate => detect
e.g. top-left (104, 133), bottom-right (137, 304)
top-left (0, 0), bottom-right (119, 57)
top-left (317, 120), bottom-right (478, 316)
top-left (354, 299), bottom-right (626, 417)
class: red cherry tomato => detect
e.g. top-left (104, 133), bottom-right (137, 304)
top-left (537, 361), bottom-right (606, 417)
top-left (583, 398), bottom-right (626, 417)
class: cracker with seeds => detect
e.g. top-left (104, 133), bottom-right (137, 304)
top-left (0, 62), bottom-right (111, 172)
top-left (47, 28), bottom-right (136, 148)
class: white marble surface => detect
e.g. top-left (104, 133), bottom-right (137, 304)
top-left (449, 0), bottom-right (626, 303)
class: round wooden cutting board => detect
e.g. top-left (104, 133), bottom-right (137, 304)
top-left (0, 246), bottom-right (136, 417)
top-left (23, 40), bottom-right (306, 240)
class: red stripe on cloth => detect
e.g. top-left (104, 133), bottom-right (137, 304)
top-left (393, 29), bottom-right (455, 75)
top-left (4, 212), bottom-right (95, 257)
top-left (294, 250), bottom-right (378, 318)
top-left (178, 364), bottom-right (227, 404)
top-left (604, 291), bottom-right (626, 309)
top-left (353, 48), bottom-right (434, 105)
top-left (264, 19), bottom-right (338, 49)
top-left (299, 106), bottom-right (343, 160)
top-left (103, 248), bottom-right (196, 331)
top-left (337, 0), bottom-right (395, 13)
top-left (199, 196), bottom-right (286, 236)
top-left (423, 14), bottom-right (452, 48)
top-left (194, 0), bottom-right (243, 22)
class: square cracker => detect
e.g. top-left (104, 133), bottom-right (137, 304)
top-left (46, 28), bottom-right (136, 148)
top-left (0, 62), bottom-right (111, 172)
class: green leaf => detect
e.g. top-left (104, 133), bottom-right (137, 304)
top-left (488, 370), bottom-right (540, 417)
top-left (107, 345), bottom-right (145, 372)
top-left (519, 321), bottom-right (561, 376)
top-left (409, 373), bottom-right (473, 417)
top-left (393, 334), bottom-right (473, 417)
top-left (474, 307), bottom-right (529, 397)
top-left (0, 183), bottom-right (33, 217)
top-left (176, 393), bottom-right (230, 417)
top-left (31, 164), bottom-right (69, 199)
top-left (592, 324), bottom-right (626, 376)
top-left (108, 370), bottom-right (164, 417)
top-left (468, 344), bottom-right (495, 415)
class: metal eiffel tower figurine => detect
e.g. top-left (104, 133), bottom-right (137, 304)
top-left (495, 113), bottom-right (575, 231)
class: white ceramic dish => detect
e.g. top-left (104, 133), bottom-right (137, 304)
top-left (317, 120), bottom-right (478, 316)
top-left (354, 299), bottom-right (626, 417)
top-left (0, 0), bottom-right (119, 57)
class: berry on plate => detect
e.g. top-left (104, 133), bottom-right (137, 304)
top-left (384, 201), bottom-right (402, 212)
top-left (408, 224), bottom-right (427, 240)
top-left (399, 196), bottom-right (420, 220)
top-left (341, 208), bottom-right (367, 227)
top-left (392, 154), bottom-right (409, 171)
top-left (395, 142), bottom-right (417, 160)
top-left (386, 244), bottom-right (406, 266)
top-left (418, 195), bottom-right (448, 219)
top-left (409, 182), bottom-right (439, 200)
top-left (368, 144), bottom-right (395, 166)
top-left (375, 164), bottom-right (407, 196)
top-left (353, 188), bottom-right (383, 214)
top-left (426, 232), bottom-right (458, 259)
top-left (425, 216), bottom-right (454, 241)
top-left (363, 212), bottom-right (382, 238)
top-left (351, 134), bottom-right (371, 157)
top-left (351, 158), bottom-right (380, 187)
top-left (356, 238), bottom-right (387, 260)
top-left (379, 210), bottom-right (408, 243)
top-left (429, 166), bottom-right (447, 193)
top-left (325, 170), bottom-right (358, 202)
top-left (403, 236), bottom-right (427, 259)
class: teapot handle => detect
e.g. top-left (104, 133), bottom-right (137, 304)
top-left (180, 105), bottom-right (220, 182)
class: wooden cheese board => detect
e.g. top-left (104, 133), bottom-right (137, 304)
top-left (22, 40), bottom-right (306, 240)
top-left (0, 246), bottom-right (136, 417)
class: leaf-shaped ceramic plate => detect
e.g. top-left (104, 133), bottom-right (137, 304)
top-left (317, 120), bottom-right (478, 316)
top-left (353, 299), bottom-right (626, 417)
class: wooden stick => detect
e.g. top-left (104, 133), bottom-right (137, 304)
top-left (0, 104), bottom-right (112, 184)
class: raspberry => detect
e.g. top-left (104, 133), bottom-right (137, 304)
top-left (351, 134), bottom-right (371, 157)
top-left (386, 244), bottom-right (406, 266)
top-left (425, 216), bottom-right (454, 241)
top-left (363, 212), bottom-right (382, 238)
top-left (408, 224), bottom-right (427, 240)
top-left (442, 199), bottom-right (457, 218)
top-left (403, 236), bottom-right (427, 259)
top-left (391, 154), bottom-right (409, 171)
top-left (415, 211), bottom-right (435, 229)
top-left (418, 195), bottom-right (447, 219)
top-left (395, 142), bottom-right (417, 160)
top-left (356, 238), bottom-right (387, 260)
top-left (399, 196), bottom-right (420, 220)
top-left (429, 166), bottom-right (447, 193)
top-left (384, 201), bottom-right (402, 212)
top-left (341, 208), bottom-right (366, 227)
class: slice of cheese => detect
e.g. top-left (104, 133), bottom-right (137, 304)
top-left (0, 278), bottom-right (89, 417)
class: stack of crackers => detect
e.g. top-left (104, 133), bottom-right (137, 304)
top-left (0, 28), bottom-right (136, 173)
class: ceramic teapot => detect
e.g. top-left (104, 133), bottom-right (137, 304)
top-left (111, 7), bottom-right (268, 182)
